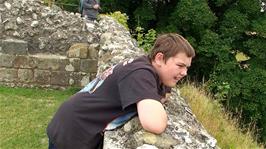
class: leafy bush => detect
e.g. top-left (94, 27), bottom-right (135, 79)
top-left (134, 26), bottom-right (157, 52)
top-left (108, 11), bottom-right (129, 29)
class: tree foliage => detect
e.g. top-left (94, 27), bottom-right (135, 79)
top-left (168, 0), bottom-right (217, 37)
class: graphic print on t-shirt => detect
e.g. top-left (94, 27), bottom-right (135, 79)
top-left (79, 65), bottom-right (115, 93)
top-left (79, 58), bottom-right (134, 94)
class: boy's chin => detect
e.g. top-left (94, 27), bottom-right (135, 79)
top-left (164, 82), bottom-right (177, 88)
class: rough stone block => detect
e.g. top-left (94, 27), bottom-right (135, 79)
top-left (0, 53), bottom-right (16, 67)
top-left (88, 43), bottom-right (99, 59)
top-left (1, 39), bottom-right (28, 55)
top-left (13, 55), bottom-right (35, 68)
top-left (67, 43), bottom-right (90, 59)
top-left (18, 69), bottom-right (33, 83)
top-left (80, 59), bottom-right (98, 73)
top-left (65, 58), bottom-right (80, 72)
top-left (0, 40), bottom-right (2, 51)
top-left (34, 70), bottom-right (51, 85)
top-left (70, 72), bottom-right (87, 86)
top-left (0, 68), bottom-right (17, 82)
top-left (51, 71), bottom-right (69, 86)
top-left (80, 75), bottom-right (91, 87)
top-left (32, 54), bottom-right (68, 71)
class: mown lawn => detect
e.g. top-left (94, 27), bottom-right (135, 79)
top-left (0, 86), bottom-right (78, 149)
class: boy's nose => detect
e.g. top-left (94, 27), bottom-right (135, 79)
top-left (180, 68), bottom-right (187, 76)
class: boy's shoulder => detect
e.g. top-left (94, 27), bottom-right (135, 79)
top-left (116, 55), bottom-right (155, 75)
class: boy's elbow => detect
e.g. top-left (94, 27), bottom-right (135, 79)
top-left (142, 120), bottom-right (167, 134)
top-left (137, 99), bottom-right (168, 134)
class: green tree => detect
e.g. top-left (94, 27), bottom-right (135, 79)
top-left (168, 0), bottom-right (217, 37)
top-left (133, 0), bottom-right (156, 29)
top-left (206, 0), bottom-right (266, 142)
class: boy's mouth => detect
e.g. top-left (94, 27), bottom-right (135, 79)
top-left (174, 76), bottom-right (180, 82)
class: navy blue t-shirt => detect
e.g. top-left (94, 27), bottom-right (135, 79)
top-left (47, 56), bottom-right (171, 149)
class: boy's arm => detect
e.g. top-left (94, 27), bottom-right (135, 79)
top-left (137, 99), bottom-right (167, 134)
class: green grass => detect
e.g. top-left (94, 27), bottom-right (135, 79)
top-left (0, 86), bottom-right (78, 149)
top-left (180, 83), bottom-right (264, 149)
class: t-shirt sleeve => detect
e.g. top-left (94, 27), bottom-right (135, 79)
top-left (118, 69), bottom-right (162, 110)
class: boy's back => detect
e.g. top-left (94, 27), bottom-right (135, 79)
top-left (47, 56), bottom-right (169, 149)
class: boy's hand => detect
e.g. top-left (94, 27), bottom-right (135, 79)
top-left (161, 93), bottom-right (171, 104)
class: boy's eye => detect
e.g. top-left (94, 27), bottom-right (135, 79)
top-left (176, 64), bottom-right (184, 67)
top-left (176, 64), bottom-right (190, 70)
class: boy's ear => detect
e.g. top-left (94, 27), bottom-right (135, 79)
top-left (154, 52), bottom-right (165, 66)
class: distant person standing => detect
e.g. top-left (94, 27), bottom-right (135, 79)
top-left (82, 0), bottom-right (100, 21)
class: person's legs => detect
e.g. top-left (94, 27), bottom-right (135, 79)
top-left (48, 139), bottom-right (57, 149)
top-left (84, 15), bottom-right (96, 22)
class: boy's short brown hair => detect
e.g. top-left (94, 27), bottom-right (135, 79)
top-left (148, 33), bottom-right (195, 61)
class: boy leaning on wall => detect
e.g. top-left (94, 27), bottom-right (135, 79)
top-left (47, 33), bottom-right (195, 149)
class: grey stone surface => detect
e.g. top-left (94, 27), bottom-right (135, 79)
top-left (80, 59), bottom-right (98, 73)
top-left (18, 68), bottom-right (34, 83)
top-left (13, 55), bottom-right (35, 68)
top-left (33, 69), bottom-right (51, 84)
top-left (50, 71), bottom-right (69, 86)
top-left (67, 58), bottom-right (80, 72)
top-left (0, 68), bottom-right (17, 82)
top-left (32, 54), bottom-right (67, 71)
top-left (1, 0), bottom-right (90, 55)
top-left (1, 39), bottom-right (28, 55)
top-left (0, 53), bottom-right (16, 67)
top-left (67, 43), bottom-right (90, 59)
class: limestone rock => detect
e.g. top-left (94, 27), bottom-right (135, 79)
top-left (67, 43), bottom-right (90, 59)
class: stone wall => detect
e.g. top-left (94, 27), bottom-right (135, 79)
top-left (0, 0), bottom-right (101, 89)
top-left (0, 41), bottom-right (98, 89)
top-left (0, 0), bottom-right (95, 55)
top-left (0, 0), bottom-right (220, 148)
top-left (0, 0), bottom-right (139, 89)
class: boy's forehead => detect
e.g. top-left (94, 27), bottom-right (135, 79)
top-left (171, 52), bottom-right (190, 59)
top-left (168, 53), bottom-right (192, 66)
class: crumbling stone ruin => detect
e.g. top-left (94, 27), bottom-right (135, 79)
top-left (0, 0), bottom-right (219, 148)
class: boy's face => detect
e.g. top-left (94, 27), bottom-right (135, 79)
top-left (153, 52), bottom-right (192, 87)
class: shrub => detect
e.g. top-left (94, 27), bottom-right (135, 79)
top-left (108, 11), bottom-right (129, 29)
top-left (134, 26), bottom-right (157, 52)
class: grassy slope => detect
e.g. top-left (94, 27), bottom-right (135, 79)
top-left (180, 83), bottom-right (264, 149)
top-left (0, 86), bottom-right (77, 149)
